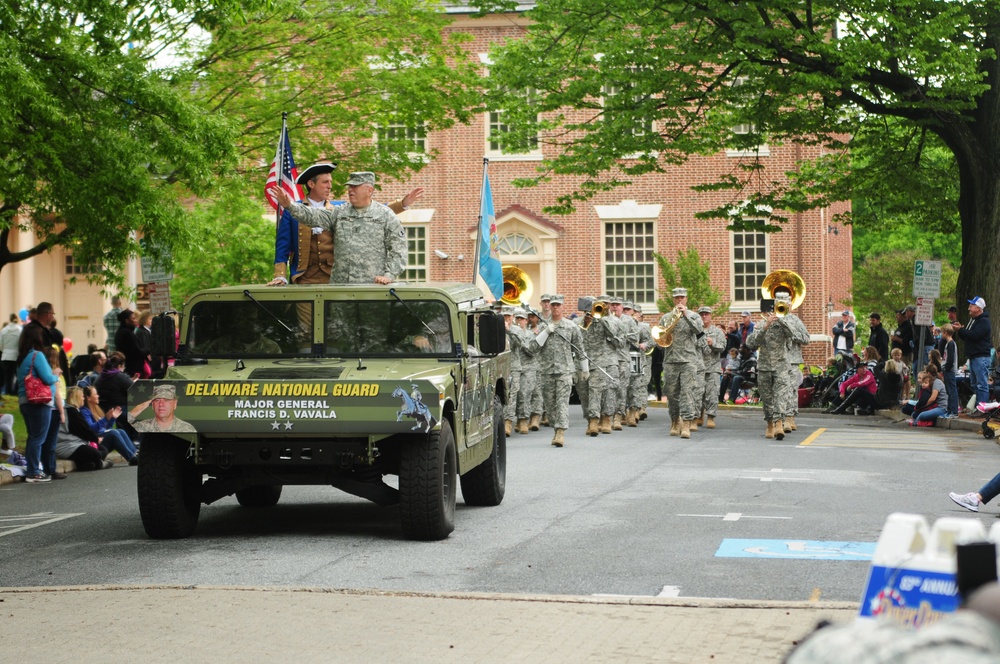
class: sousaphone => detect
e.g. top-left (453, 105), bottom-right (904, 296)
top-left (501, 265), bottom-right (532, 306)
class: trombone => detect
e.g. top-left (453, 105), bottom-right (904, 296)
top-left (581, 300), bottom-right (609, 329)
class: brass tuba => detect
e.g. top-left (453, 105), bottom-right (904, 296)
top-left (760, 270), bottom-right (806, 317)
top-left (501, 265), bottom-right (532, 306)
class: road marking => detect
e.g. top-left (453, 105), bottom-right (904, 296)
top-left (808, 588), bottom-right (823, 602)
top-left (677, 514), bottom-right (792, 520)
top-left (0, 512), bottom-right (85, 537)
top-left (799, 428), bottom-right (826, 446)
top-left (657, 586), bottom-right (681, 598)
top-left (715, 538), bottom-right (875, 560)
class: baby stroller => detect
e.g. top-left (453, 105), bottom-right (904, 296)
top-left (811, 355), bottom-right (855, 409)
top-left (977, 402), bottom-right (1000, 439)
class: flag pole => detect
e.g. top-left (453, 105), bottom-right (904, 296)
top-left (473, 157), bottom-right (489, 284)
top-left (276, 112), bottom-right (288, 227)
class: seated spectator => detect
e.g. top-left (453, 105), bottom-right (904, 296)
top-left (826, 363), bottom-right (878, 415)
top-left (725, 345), bottom-right (756, 404)
top-left (902, 365), bottom-right (947, 425)
top-left (80, 385), bottom-right (139, 464)
top-left (927, 348), bottom-right (943, 374)
top-left (94, 351), bottom-right (138, 439)
top-left (873, 356), bottom-right (904, 410)
top-left (860, 345), bottom-right (881, 372)
top-left (76, 350), bottom-right (107, 388)
top-left (58, 387), bottom-right (115, 471)
top-left (0, 412), bottom-right (15, 458)
top-left (68, 343), bottom-right (98, 385)
top-left (890, 347), bottom-right (911, 400)
top-left (718, 348), bottom-right (740, 402)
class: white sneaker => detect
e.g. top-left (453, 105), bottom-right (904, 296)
top-left (949, 492), bottom-right (980, 512)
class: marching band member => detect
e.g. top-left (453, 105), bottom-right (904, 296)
top-left (695, 306), bottom-right (727, 429)
top-left (659, 287), bottom-right (705, 439)
top-left (579, 297), bottom-right (622, 436)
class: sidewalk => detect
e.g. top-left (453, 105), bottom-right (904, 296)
top-left (0, 585), bottom-right (857, 663)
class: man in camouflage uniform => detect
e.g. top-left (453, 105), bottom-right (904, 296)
top-left (634, 304), bottom-right (655, 421)
top-left (695, 306), bottom-right (727, 429)
top-left (525, 295), bottom-right (587, 447)
top-left (579, 297), bottom-right (622, 436)
top-left (513, 310), bottom-right (537, 435)
top-left (609, 296), bottom-right (635, 431)
top-left (502, 307), bottom-right (525, 436)
top-left (745, 293), bottom-right (800, 439)
top-left (533, 294), bottom-right (554, 427)
top-left (525, 308), bottom-right (545, 431)
top-left (659, 287), bottom-right (705, 439)
top-left (780, 304), bottom-right (811, 433)
top-left (270, 171), bottom-right (406, 284)
top-left (129, 384), bottom-right (197, 434)
top-left (623, 301), bottom-right (651, 427)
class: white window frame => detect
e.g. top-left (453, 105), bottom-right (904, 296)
top-left (480, 56), bottom-right (542, 161)
top-left (374, 120), bottom-right (429, 159)
top-left (602, 220), bottom-right (657, 309)
top-left (726, 77), bottom-right (770, 157)
top-left (730, 228), bottom-right (769, 310)
top-left (402, 224), bottom-right (428, 283)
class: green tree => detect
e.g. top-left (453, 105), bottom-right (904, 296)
top-left (0, 0), bottom-right (257, 290)
top-left (170, 190), bottom-right (276, 307)
top-left (848, 250), bottom-right (959, 329)
top-left (477, 0), bottom-right (999, 338)
top-left (179, 0), bottom-right (483, 195)
top-left (654, 248), bottom-right (729, 315)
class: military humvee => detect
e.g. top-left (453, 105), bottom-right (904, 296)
top-left (132, 283), bottom-right (509, 541)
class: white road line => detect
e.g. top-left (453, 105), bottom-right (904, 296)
top-left (657, 586), bottom-right (681, 598)
top-left (676, 514), bottom-right (792, 520)
top-left (0, 512), bottom-right (84, 537)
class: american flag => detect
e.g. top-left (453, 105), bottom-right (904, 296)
top-left (264, 126), bottom-right (303, 210)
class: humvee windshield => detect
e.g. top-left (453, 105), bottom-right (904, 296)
top-left (324, 299), bottom-right (455, 357)
top-left (184, 298), bottom-right (455, 358)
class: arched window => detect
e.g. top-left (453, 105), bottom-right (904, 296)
top-left (497, 233), bottom-right (536, 256)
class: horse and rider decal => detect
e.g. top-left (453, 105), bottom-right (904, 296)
top-left (392, 384), bottom-right (437, 432)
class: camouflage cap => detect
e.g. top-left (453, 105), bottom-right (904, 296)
top-left (622, 301), bottom-right (634, 310)
top-left (151, 384), bottom-right (177, 400)
top-left (698, 306), bottom-right (713, 314)
top-left (514, 309), bottom-right (528, 319)
top-left (345, 171), bottom-right (376, 186)
top-left (632, 304), bottom-right (643, 314)
top-left (608, 295), bottom-right (623, 304)
top-left (549, 295), bottom-right (565, 305)
top-left (539, 294), bottom-right (552, 302)
top-left (671, 287), bottom-right (688, 298)
top-left (501, 306), bottom-right (515, 316)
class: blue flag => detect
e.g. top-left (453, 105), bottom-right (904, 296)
top-left (478, 172), bottom-right (503, 299)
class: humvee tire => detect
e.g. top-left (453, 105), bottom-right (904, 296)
top-left (460, 396), bottom-right (506, 507)
top-left (399, 419), bottom-right (457, 540)
top-left (138, 435), bottom-right (201, 539)
top-left (236, 485), bottom-right (283, 508)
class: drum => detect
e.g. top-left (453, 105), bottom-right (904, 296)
top-left (629, 351), bottom-right (642, 375)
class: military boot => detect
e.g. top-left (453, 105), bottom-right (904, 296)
top-left (765, 421), bottom-right (775, 439)
top-left (680, 419), bottom-right (692, 439)
top-left (689, 418), bottom-right (699, 431)
top-left (775, 420), bottom-right (785, 441)
top-left (639, 408), bottom-right (648, 421)
top-left (695, 410), bottom-right (704, 426)
top-left (586, 418), bottom-right (600, 437)
top-left (625, 409), bottom-right (637, 427)
top-left (670, 417), bottom-right (680, 437)
top-left (599, 415), bottom-right (612, 434)
top-left (782, 419), bottom-right (792, 434)
top-left (504, 420), bottom-right (512, 436)
top-left (529, 414), bottom-right (541, 431)
top-left (551, 428), bottom-right (565, 447)
top-left (706, 415), bottom-right (716, 429)
top-left (786, 416), bottom-right (797, 431)
top-left (612, 413), bottom-right (623, 431)
top-left (541, 415), bottom-right (550, 427)
top-left (516, 419), bottom-right (528, 435)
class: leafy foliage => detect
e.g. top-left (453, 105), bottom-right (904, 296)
top-left (170, 190), bottom-right (276, 306)
top-left (654, 248), bottom-right (729, 315)
top-left (847, 250), bottom-right (959, 326)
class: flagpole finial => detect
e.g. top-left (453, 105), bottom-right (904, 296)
top-left (483, 157), bottom-right (489, 165)
top-left (282, 111), bottom-right (288, 121)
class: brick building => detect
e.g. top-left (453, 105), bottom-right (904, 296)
top-left (378, 8), bottom-right (852, 367)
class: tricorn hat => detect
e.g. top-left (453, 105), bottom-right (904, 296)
top-left (296, 162), bottom-right (336, 186)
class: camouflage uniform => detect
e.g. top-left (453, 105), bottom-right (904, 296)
top-left (782, 313), bottom-right (811, 421)
top-left (631, 319), bottom-right (654, 412)
top-left (131, 416), bottom-right (197, 434)
top-left (579, 313), bottom-right (622, 422)
top-left (614, 308), bottom-right (636, 420)
top-left (504, 320), bottom-right (526, 425)
top-left (746, 315), bottom-right (796, 430)
top-left (698, 322), bottom-right (728, 419)
top-left (659, 305), bottom-right (705, 423)
top-left (526, 317), bottom-right (585, 432)
top-left (284, 201), bottom-right (406, 284)
top-left (516, 320), bottom-right (539, 429)
top-left (635, 311), bottom-right (654, 416)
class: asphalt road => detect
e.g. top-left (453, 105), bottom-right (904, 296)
top-left (1, 406), bottom-right (994, 602)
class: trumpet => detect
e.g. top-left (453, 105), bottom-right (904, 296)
top-left (578, 297), bottom-right (609, 329)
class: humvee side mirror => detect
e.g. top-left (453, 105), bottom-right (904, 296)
top-left (477, 312), bottom-right (506, 356)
